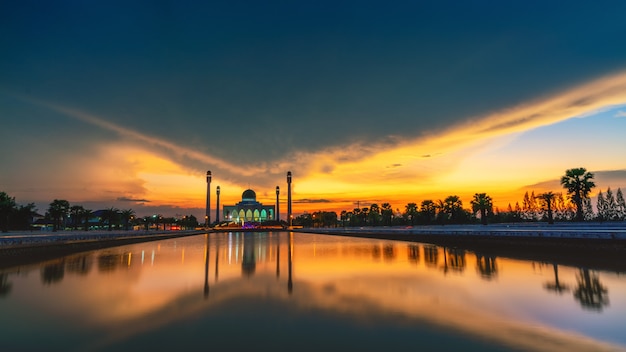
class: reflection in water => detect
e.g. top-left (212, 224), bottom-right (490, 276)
top-left (242, 233), bottom-right (256, 276)
top-left (447, 248), bottom-right (466, 272)
top-left (98, 253), bottom-right (124, 272)
top-left (214, 239), bottom-right (219, 282)
top-left (0, 273), bottom-right (11, 297)
top-left (383, 244), bottom-right (395, 261)
top-left (41, 260), bottom-right (65, 285)
top-left (276, 241), bottom-right (280, 278)
top-left (204, 235), bottom-right (209, 299)
top-left (0, 232), bottom-right (625, 351)
top-left (65, 255), bottom-right (92, 275)
top-left (372, 244), bottom-right (381, 260)
top-left (574, 268), bottom-right (609, 311)
top-left (407, 244), bottom-right (419, 264)
top-left (424, 245), bottom-right (438, 267)
top-left (288, 232), bottom-right (293, 295)
top-left (544, 264), bottom-right (570, 294)
top-left (476, 254), bottom-right (498, 280)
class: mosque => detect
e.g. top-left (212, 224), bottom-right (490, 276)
top-left (223, 189), bottom-right (274, 223)
top-left (206, 171), bottom-right (293, 227)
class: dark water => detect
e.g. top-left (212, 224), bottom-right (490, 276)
top-left (1, 231), bottom-right (625, 352)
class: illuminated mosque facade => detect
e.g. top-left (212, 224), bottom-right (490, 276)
top-left (223, 189), bottom-right (274, 223)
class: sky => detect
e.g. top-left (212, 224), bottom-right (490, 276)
top-left (1, 1), bottom-right (626, 219)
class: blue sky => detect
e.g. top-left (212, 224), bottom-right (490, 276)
top-left (1, 1), bottom-right (626, 217)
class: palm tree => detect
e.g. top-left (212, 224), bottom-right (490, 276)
top-left (404, 203), bottom-right (418, 225)
top-left (120, 209), bottom-right (135, 231)
top-left (102, 207), bottom-right (119, 231)
top-left (441, 195), bottom-right (464, 224)
top-left (82, 209), bottom-right (93, 231)
top-left (470, 193), bottom-right (493, 225)
top-left (536, 192), bottom-right (556, 224)
top-left (381, 203), bottom-right (393, 226)
top-left (69, 205), bottom-right (84, 230)
top-left (560, 167), bottom-right (595, 221)
top-left (420, 200), bottom-right (437, 224)
top-left (368, 204), bottom-right (380, 226)
top-left (48, 199), bottom-right (70, 232)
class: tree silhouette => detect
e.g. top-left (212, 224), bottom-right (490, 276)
top-left (368, 204), bottom-right (380, 226)
top-left (560, 168), bottom-right (595, 221)
top-left (102, 207), bottom-right (119, 231)
top-left (617, 188), bottom-right (626, 221)
top-left (48, 199), bottom-right (70, 232)
top-left (536, 192), bottom-right (556, 224)
top-left (404, 203), bottom-right (418, 225)
top-left (471, 193), bottom-right (493, 225)
top-left (573, 268), bottom-right (609, 311)
top-left (82, 209), bottom-right (93, 231)
top-left (381, 203), bottom-right (393, 226)
top-left (120, 209), bottom-right (135, 230)
top-left (440, 195), bottom-right (465, 224)
top-left (0, 192), bottom-right (17, 233)
top-left (12, 203), bottom-right (37, 230)
top-left (69, 205), bottom-right (84, 230)
top-left (420, 200), bottom-right (437, 224)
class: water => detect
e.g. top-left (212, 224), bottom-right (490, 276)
top-left (1, 231), bottom-right (625, 352)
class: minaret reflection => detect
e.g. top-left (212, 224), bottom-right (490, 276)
top-left (215, 239), bottom-right (219, 282)
top-left (287, 232), bottom-right (293, 295)
top-left (276, 240), bottom-right (280, 279)
top-left (242, 233), bottom-right (256, 276)
top-left (204, 235), bottom-right (210, 299)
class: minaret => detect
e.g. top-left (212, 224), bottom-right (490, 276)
top-left (216, 186), bottom-right (221, 223)
top-left (287, 171), bottom-right (292, 227)
top-left (275, 186), bottom-right (280, 221)
top-left (206, 170), bottom-right (211, 227)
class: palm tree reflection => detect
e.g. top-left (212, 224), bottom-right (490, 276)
top-left (424, 245), bottom-right (438, 268)
top-left (447, 248), bottom-right (466, 272)
top-left (0, 273), bottom-right (12, 297)
top-left (476, 254), bottom-right (498, 280)
top-left (407, 244), bottom-right (420, 265)
top-left (383, 244), bottom-right (395, 262)
top-left (573, 268), bottom-right (609, 311)
top-left (41, 260), bottom-right (65, 285)
top-left (543, 264), bottom-right (570, 295)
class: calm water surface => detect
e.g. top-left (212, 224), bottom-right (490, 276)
top-left (1, 231), bottom-right (625, 352)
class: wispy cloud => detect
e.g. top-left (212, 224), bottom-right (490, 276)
top-left (117, 196), bottom-right (151, 203)
top-left (615, 110), bottom-right (626, 118)
top-left (294, 199), bottom-right (331, 204)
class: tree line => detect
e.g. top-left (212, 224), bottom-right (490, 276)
top-left (0, 194), bottom-right (199, 233)
top-left (294, 167), bottom-right (626, 227)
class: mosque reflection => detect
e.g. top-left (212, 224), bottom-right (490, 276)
top-left (0, 232), bottom-right (614, 313)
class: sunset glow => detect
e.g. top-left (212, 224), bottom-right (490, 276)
top-left (1, 2), bottom-right (626, 219)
